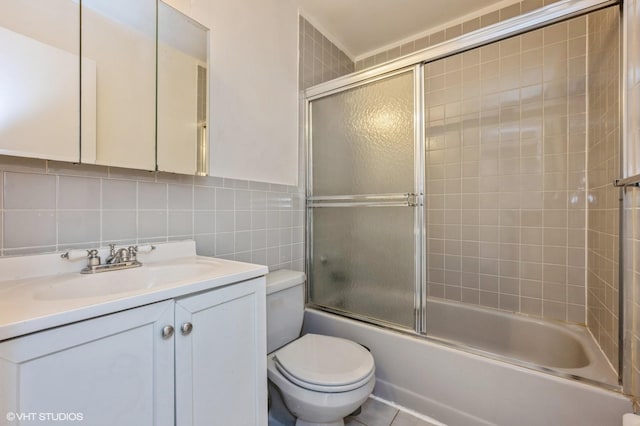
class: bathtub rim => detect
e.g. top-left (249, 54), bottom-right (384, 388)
top-left (305, 303), bottom-right (622, 393)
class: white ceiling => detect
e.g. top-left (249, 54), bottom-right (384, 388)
top-left (294, 0), bottom-right (514, 60)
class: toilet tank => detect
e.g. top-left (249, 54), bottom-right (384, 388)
top-left (266, 269), bottom-right (305, 354)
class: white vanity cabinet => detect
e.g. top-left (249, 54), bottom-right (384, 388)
top-left (0, 300), bottom-right (176, 426)
top-left (0, 276), bottom-right (267, 426)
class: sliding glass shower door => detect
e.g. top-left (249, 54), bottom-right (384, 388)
top-left (307, 68), bottom-right (422, 329)
top-left (304, 1), bottom-right (624, 390)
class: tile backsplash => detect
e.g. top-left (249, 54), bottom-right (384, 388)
top-left (0, 155), bottom-right (304, 272)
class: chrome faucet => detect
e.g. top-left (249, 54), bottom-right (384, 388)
top-left (105, 244), bottom-right (131, 264)
top-left (61, 244), bottom-right (155, 274)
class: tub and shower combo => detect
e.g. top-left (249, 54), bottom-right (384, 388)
top-left (302, 0), bottom-right (633, 424)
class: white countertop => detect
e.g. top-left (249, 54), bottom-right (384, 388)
top-left (0, 241), bottom-right (268, 341)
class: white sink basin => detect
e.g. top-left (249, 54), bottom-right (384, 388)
top-left (145, 262), bottom-right (217, 285)
top-left (33, 272), bottom-right (144, 300)
top-left (33, 260), bottom-right (219, 301)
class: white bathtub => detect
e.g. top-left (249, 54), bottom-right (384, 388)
top-left (425, 298), bottom-right (617, 385)
top-left (303, 306), bottom-right (632, 426)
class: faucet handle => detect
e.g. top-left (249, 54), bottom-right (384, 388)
top-left (135, 244), bottom-right (156, 253)
top-left (128, 246), bottom-right (138, 261)
top-left (86, 249), bottom-right (101, 267)
top-left (108, 243), bottom-right (116, 254)
top-left (61, 249), bottom-right (92, 261)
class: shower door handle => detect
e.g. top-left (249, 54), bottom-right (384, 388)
top-left (613, 173), bottom-right (640, 188)
top-left (308, 193), bottom-right (420, 208)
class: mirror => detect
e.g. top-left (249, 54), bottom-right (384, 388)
top-left (1, 0), bottom-right (209, 175)
top-left (80, 0), bottom-right (157, 170)
top-left (0, 0), bottom-right (80, 162)
top-left (157, 1), bottom-right (209, 175)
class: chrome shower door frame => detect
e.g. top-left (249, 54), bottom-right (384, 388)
top-left (305, 65), bottom-right (424, 331)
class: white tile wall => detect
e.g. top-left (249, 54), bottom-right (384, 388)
top-left (0, 155), bottom-right (304, 272)
top-left (58, 176), bottom-right (100, 209)
top-left (4, 211), bottom-right (56, 250)
top-left (5, 172), bottom-right (56, 209)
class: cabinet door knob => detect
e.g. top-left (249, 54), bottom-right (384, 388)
top-left (162, 325), bottom-right (174, 339)
top-left (181, 322), bottom-right (193, 335)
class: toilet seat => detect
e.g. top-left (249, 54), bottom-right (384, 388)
top-left (273, 333), bottom-right (375, 393)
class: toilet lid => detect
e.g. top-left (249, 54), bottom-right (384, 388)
top-left (273, 334), bottom-right (375, 392)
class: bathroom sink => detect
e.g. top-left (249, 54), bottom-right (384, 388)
top-left (33, 260), bottom-right (218, 301)
top-left (33, 272), bottom-right (147, 300)
top-left (145, 262), bottom-right (216, 284)
top-left (0, 240), bottom-right (269, 342)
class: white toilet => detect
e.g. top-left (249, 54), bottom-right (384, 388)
top-left (266, 270), bottom-right (375, 426)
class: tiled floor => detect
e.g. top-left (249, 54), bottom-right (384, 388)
top-left (267, 394), bottom-right (443, 426)
top-left (345, 398), bottom-right (441, 426)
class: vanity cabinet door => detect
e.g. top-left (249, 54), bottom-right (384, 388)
top-left (0, 301), bottom-right (175, 426)
top-left (174, 277), bottom-right (267, 426)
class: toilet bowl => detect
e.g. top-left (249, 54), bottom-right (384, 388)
top-left (267, 334), bottom-right (375, 426)
top-left (266, 271), bottom-right (376, 426)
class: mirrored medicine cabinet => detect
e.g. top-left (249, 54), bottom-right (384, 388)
top-left (0, 0), bottom-right (209, 175)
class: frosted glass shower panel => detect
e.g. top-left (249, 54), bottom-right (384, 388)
top-left (310, 206), bottom-right (416, 328)
top-left (311, 71), bottom-right (415, 196)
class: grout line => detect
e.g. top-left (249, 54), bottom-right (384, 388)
top-left (389, 409), bottom-right (400, 425)
top-left (369, 395), bottom-right (446, 426)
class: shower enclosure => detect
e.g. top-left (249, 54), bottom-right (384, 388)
top-left (305, 0), bottom-right (623, 389)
